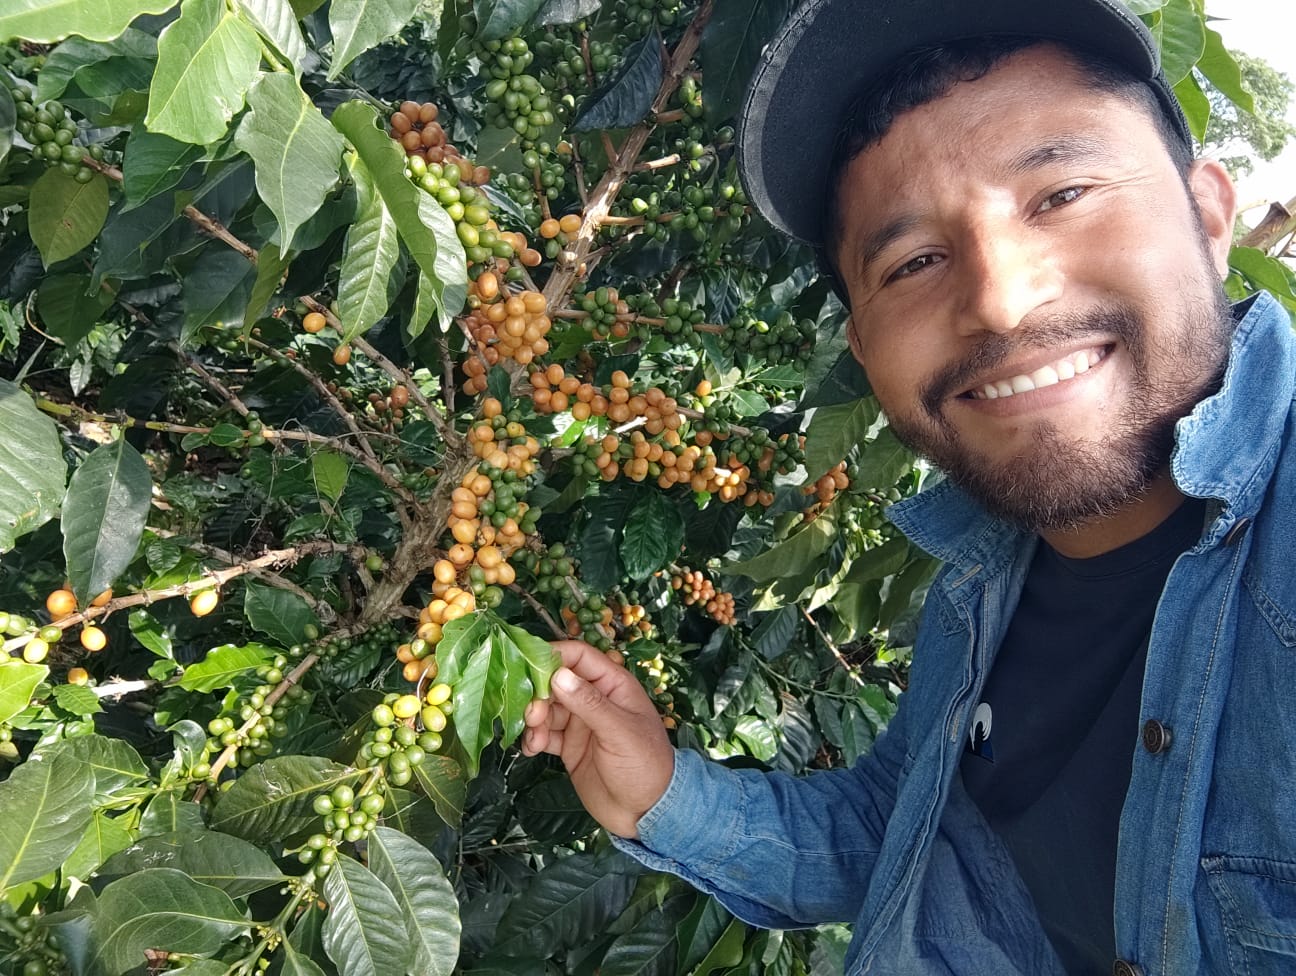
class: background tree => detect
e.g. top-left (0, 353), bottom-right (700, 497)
top-left (1202, 48), bottom-right (1295, 180)
top-left (0, 1), bottom-right (1290, 975)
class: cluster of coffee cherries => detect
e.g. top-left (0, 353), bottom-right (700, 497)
top-left (719, 309), bottom-right (817, 369)
top-left (670, 567), bottom-right (736, 624)
top-left (538, 210), bottom-right (586, 256)
top-left (803, 461), bottom-right (852, 519)
top-left (533, 30), bottom-right (620, 94)
top-left (478, 36), bottom-right (555, 144)
top-left (559, 592), bottom-right (616, 649)
top-left (204, 655), bottom-right (308, 770)
top-left (0, 907), bottom-right (67, 976)
top-left (302, 782), bottom-right (375, 880)
top-left (502, 148), bottom-right (569, 220)
top-left (620, 0), bottom-right (684, 37)
top-left (388, 100), bottom-right (460, 166)
top-left (2, 587), bottom-right (114, 666)
top-left (6, 87), bottom-right (102, 182)
top-left (512, 542), bottom-right (577, 597)
top-left (356, 691), bottom-right (447, 780)
top-left (572, 284), bottom-right (633, 339)
top-left (529, 365), bottom-right (685, 432)
top-left (461, 283), bottom-right (552, 394)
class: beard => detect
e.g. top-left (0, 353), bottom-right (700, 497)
top-left (884, 286), bottom-right (1235, 532)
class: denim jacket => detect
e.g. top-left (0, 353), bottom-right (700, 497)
top-left (617, 293), bottom-right (1296, 975)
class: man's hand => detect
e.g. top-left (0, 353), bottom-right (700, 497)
top-left (522, 640), bottom-right (674, 839)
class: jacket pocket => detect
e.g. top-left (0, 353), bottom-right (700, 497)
top-left (1203, 856), bottom-right (1296, 972)
top-left (1244, 564), bottom-right (1296, 648)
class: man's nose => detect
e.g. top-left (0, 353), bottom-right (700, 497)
top-left (955, 223), bottom-right (1063, 336)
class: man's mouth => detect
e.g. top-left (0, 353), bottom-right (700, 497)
top-left (963, 345), bottom-right (1112, 401)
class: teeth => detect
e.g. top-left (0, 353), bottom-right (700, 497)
top-left (972, 347), bottom-right (1105, 400)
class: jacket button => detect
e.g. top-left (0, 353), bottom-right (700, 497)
top-left (1222, 517), bottom-right (1252, 545)
top-left (1113, 961), bottom-right (1144, 976)
top-left (1142, 719), bottom-right (1172, 755)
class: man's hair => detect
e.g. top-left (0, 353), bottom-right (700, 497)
top-left (821, 36), bottom-right (1196, 281)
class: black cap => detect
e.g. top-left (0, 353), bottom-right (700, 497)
top-left (736, 0), bottom-right (1192, 247)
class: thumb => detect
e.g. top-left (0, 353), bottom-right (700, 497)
top-left (550, 666), bottom-right (635, 739)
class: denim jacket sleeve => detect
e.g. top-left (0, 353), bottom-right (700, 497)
top-left (611, 693), bottom-right (913, 929)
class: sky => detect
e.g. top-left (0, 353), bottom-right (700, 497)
top-left (1209, 1), bottom-right (1296, 223)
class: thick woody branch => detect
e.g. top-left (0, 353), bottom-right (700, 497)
top-left (1238, 195), bottom-right (1296, 253)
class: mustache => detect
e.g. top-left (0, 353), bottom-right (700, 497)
top-left (920, 304), bottom-right (1144, 415)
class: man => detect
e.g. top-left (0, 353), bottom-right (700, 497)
top-left (523, 1), bottom-right (1296, 973)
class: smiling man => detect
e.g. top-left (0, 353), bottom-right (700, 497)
top-left (522, 1), bottom-right (1296, 974)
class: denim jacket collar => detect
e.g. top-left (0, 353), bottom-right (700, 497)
top-left (887, 292), bottom-right (1293, 571)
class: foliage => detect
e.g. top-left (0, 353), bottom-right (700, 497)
top-left (0, 1), bottom-right (1283, 975)
top-left (1202, 48), bottom-right (1295, 180)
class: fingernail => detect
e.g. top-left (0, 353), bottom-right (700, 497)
top-left (552, 667), bottom-right (577, 692)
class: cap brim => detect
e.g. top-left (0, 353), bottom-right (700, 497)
top-left (737, 0), bottom-right (1183, 247)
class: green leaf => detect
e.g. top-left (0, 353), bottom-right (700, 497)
top-left (433, 614), bottom-right (498, 778)
top-left (328, 0), bottom-right (422, 80)
top-left (599, 906), bottom-right (681, 976)
top-left (235, 72), bottom-right (343, 252)
top-left (0, 84), bottom-right (13, 166)
top-left (691, 917), bottom-right (746, 976)
top-left (140, 790), bottom-right (207, 836)
top-left (320, 854), bottom-right (414, 976)
top-left (235, 0), bottom-right (309, 72)
top-left (129, 609), bottom-right (174, 658)
top-left (473, 0), bottom-right (546, 41)
top-left (243, 579), bottom-right (319, 646)
top-left (411, 190), bottom-right (468, 336)
top-left (1152, 0), bottom-right (1205, 87)
top-left (1195, 26), bottom-right (1252, 113)
top-left (0, 662), bottom-right (48, 726)
top-left (51, 682), bottom-right (103, 717)
top-left (181, 248), bottom-right (258, 345)
top-left (578, 485), bottom-right (638, 590)
top-left (854, 426), bottom-right (913, 490)
top-left (310, 449), bottom-right (350, 502)
top-left (1230, 246), bottom-right (1296, 308)
top-left (729, 506), bottom-right (837, 582)
top-left (495, 851), bottom-right (639, 957)
top-left (0, 750), bottom-right (95, 890)
top-left (61, 438), bottom-right (151, 605)
top-left (620, 491), bottom-right (684, 581)
top-left (28, 166), bottom-right (110, 267)
top-left (331, 102), bottom-right (464, 314)
top-left (283, 942), bottom-right (328, 976)
top-left (843, 537), bottom-right (910, 584)
top-left (146, 0), bottom-right (263, 145)
top-left (751, 604), bottom-right (799, 660)
top-left (0, 380), bottom-right (66, 553)
top-left (36, 274), bottom-right (116, 347)
top-left (1173, 71), bottom-right (1210, 144)
top-left (367, 828), bottom-right (460, 976)
top-left (700, 0), bottom-right (794, 127)
top-left (572, 32), bottom-right (663, 131)
top-left (180, 642), bottom-right (275, 692)
top-left (88, 868), bottom-right (249, 976)
top-left (63, 810), bottom-right (135, 880)
top-left (497, 620), bottom-right (560, 699)
top-left (336, 156), bottom-right (402, 342)
top-left (121, 127), bottom-right (204, 209)
top-left (98, 831), bottom-right (285, 898)
top-left (0, 0), bottom-right (176, 43)
top-left (536, 0), bottom-right (600, 25)
top-left (731, 715), bottom-right (777, 761)
top-left (243, 241), bottom-right (290, 333)
top-left (410, 754), bottom-right (467, 826)
top-left (804, 398), bottom-right (879, 482)
top-left (210, 755), bottom-right (361, 840)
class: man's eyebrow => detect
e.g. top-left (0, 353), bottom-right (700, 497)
top-left (855, 214), bottom-right (921, 277)
top-left (1006, 137), bottom-right (1116, 176)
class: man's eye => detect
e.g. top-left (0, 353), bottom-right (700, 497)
top-left (1037, 186), bottom-right (1085, 213)
top-left (886, 253), bottom-right (940, 283)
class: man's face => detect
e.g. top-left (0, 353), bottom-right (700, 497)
top-left (835, 46), bottom-right (1237, 530)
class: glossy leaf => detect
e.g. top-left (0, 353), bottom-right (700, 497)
top-left (88, 869), bottom-right (249, 975)
top-left (321, 854), bottom-right (414, 976)
top-left (0, 0), bottom-right (175, 43)
top-left (36, 734), bottom-right (148, 796)
top-left (1152, 0), bottom-right (1205, 86)
top-left (573, 32), bottom-right (663, 131)
top-left (235, 0), bottom-right (309, 72)
top-left (61, 438), bottom-right (151, 605)
top-left (63, 810), bottom-right (135, 880)
top-left (368, 827), bottom-right (461, 976)
top-left (98, 831), bottom-right (285, 897)
top-left (854, 426), bottom-right (913, 490)
top-left (0, 380), bottom-right (66, 554)
top-left (411, 190), bottom-right (468, 335)
top-left (804, 398), bottom-right (878, 482)
top-left (243, 241), bottom-right (290, 333)
top-left (129, 609), bottom-right (174, 658)
top-left (121, 128), bottom-right (204, 209)
top-left (701, 0), bottom-right (794, 126)
top-left (36, 274), bottom-right (116, 347)
top-left (0, 662), bottom-right (47, 726)
top-left (1173, 71), bottom-right (1211, 143)
top-left (410, 754), bottom-right (467, 826)
top-left (1196, 26), bottom-right (1253, 113)
top-left (495, 851), bottom-right (639, 957)
top-left (180, 248), bottom-right (258, 345)
top-left (620, 490), bottom-right (684, 581)
top-left (536, 0), bottom-right (601, 24)
top-left (328, 0), bottom-right (422, 79)
top-left (282, 942), bottom-right (328, 976)
top-left (0, 85), bottom-right (14, 166)
top-left (180, 642), bottom-right (276, 692)
top-left (210, 755), bottom-right (361, 840)
top-left (235, 72), bottom-right (343, 252)
top-left (243, 579), bottom-right (320, 646)
top-left (28, 166), bottom-right (110, 266)
top-left (728, 506), bottom-right (837, 582)
top-left (473, 0), bottom-right (547, 41)
top-left (0, 750), bottom-right (95, 889)
top-left (146, 0), bottom-right (263, 145)
top-left (599, 907), bottom-right (680, 976)
top-left (336, 156), bottom-right (402, 342)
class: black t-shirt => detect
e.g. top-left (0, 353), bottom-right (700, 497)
top-left (960, 497), bottom-right (1206, 974)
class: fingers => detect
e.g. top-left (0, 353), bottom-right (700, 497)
top-left (549, 640), bottom-right (652, 713)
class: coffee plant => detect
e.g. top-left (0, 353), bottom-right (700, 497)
top-left (0, 1), bottom-right (1289, 975)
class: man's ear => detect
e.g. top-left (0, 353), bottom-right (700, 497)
top-left (1187, 158), bottom-right (1237, 279)
top-left (846, 313), bottom-right (866, 367)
